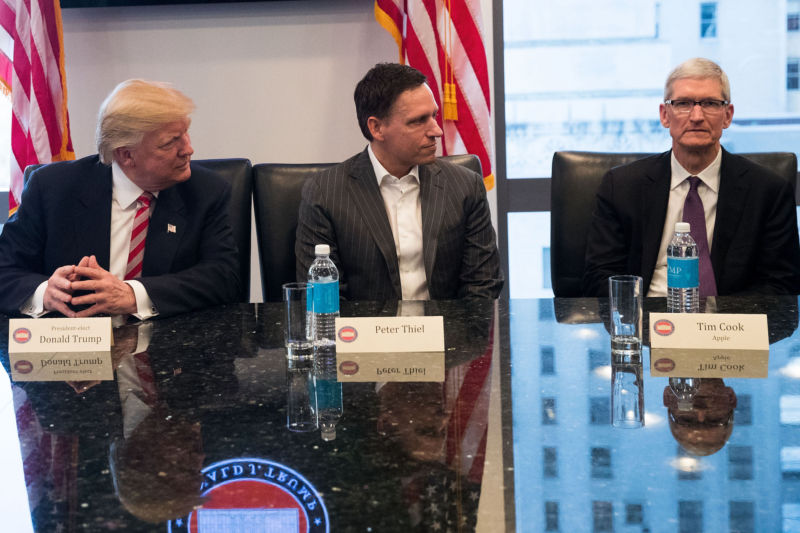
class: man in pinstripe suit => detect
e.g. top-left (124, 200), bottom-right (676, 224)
top-left (296, 63), bottom-right (503, 301)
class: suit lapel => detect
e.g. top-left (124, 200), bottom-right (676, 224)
top-left (348, 150), bottom-right (402, 296)
top-left (420, 162), bottom-right (444, 281)
top-left (143, 186), bottom-right (187, 276)
top-left (641, 152), bottom-right (672, 288)
top-left (74, 163), bottom-right (112, 268)
top-left (711, 149), bottom-right (749, 281)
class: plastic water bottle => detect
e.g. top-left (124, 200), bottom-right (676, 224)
top-left (308, 244), bottom-right (342, 440)
top-left (667, 222), bottom-right (699, 312)
top-left (308, 244), bottom-right (340, 343)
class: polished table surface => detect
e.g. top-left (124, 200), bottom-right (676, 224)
top-left (1, 296), bottom-right (798, 532)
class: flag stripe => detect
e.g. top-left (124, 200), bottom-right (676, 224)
top-left (374, 0), bottom-right (494, 189)
top-left (2, 0), bottom-right (75, 215)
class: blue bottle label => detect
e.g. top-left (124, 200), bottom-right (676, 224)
top-left (667, 257), bottom-right (699, 288)
top-left (312, 280), bottom-right (339, 313)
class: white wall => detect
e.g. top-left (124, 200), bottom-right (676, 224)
top-left (61, 0), bottom-right (397, 163)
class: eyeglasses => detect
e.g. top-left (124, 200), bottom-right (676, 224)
top-left (664, 99), bottom-right (729, 114)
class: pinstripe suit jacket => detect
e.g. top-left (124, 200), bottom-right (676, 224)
top-left (295, 149), bottom-right (503, 300)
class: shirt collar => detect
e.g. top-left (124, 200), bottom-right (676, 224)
top-left (112, 161), bottom-right (158, 209)
top-left (367, 144), bottom-right (419, 186)
top-left (670, 148), bottom-right (722, 193)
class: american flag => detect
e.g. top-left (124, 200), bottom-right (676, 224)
top-left (374, 0), bottom-right (495, 193)
top-left (0, 0), bottom-right (74, 216)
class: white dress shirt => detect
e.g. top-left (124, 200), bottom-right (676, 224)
top-left (648, 149), bottom-right (720, 296)
top-left (22, 162), bottom-right (158, 320)
top-left (368, 144), bottom-right (430, 300)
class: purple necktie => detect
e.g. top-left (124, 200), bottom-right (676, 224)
top-left (682, 176), bottom-right (717, 297)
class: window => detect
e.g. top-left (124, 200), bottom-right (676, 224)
top-left (781, 394), bottom-right (800, 423)
top-left (591, 447), bottom-right (612, 479)
top-left (590, 397), bottom-right (610, 425)
top-left (542, 397), bottom-right (557, 425)
top-left (542, 247), bottom-right (552, 289)
top-left (541, 346), bottom-right (555, 375)
top-left (592, 501), bottom-right (613, 532)
top-left (728, 446), bottom-right (753, 480)
top-left (735, 394), bottom-right (752, 425)
top-left (782, 447), bottom-right (800, 479)
top-left (545, 501), bottom-right (559, 531)
top-left (543, 447), bottom-right (558, 478)
top-left (700, 2), bottom-right (717, 38)
top-left (789, 13), bottom-right (800, 31)
top-left (729, 501), bottom-right (754, 533)
top-left (788, 59), bottom-right (800, 91)
top-left (589, 349), bottom-right (607, 371)
top-left (626, 503), bottom-right (643, 525)
top-left (677, 447), bottom-right (702, 480)
top-left (679, 501), bottom-right (703, 533)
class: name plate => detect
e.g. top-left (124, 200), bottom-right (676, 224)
top-left (334, 316), bottom-right (444, 382)
top-left (649, 312), bottom-right (768, 378)
top-left (8, 317), bottom-right (113, 382)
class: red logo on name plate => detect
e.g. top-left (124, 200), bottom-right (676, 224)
top-left (338, 326), bottom-right (358, 343)
top-left (339, 361), bottom-right (359, 375)
top-left (13, 328), bottom-right (31, 343)
top-left (653, 319), bottom-right (675, 336)
top-left (654, 358), bottom-right (676, 372)
top-left (14, 360), bottom-right (33, 374)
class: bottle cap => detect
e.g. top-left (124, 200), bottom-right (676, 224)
top-left (675, 222), bottom-right (690, 233)
top-left (315, 244), bottom-right (330, 256)
top-left (321, 425), bottom-right (336, 441)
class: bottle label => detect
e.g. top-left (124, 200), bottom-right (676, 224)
top-left (312, 280), bottom-right (339, 313)
top-left (667, 257), bottom-right (699, 288)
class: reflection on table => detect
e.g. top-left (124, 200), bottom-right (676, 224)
top-left (1, 295), bottom-right (799, 532)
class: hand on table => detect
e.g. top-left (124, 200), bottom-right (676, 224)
top-left (71, 255), bottom-right (137, 317)
top-left (43, 256), bottom-right (91, 318)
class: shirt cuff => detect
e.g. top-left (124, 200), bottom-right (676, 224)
top-left (20, 281), bottom-right (49, 317)
top-left (125, 280), bottom-right (159, 321)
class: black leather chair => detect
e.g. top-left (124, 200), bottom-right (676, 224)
top-left (549, 151), bottom-right (798, 297)
top-left (23, 158), bottom-right (254, 302)
top-left (253, 154), bottom-right (483, 302)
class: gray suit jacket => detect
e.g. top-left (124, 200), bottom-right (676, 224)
top-left (295, 149), bottom-right (503, 300)
top-left (583, 148), bottom-right (800, 296)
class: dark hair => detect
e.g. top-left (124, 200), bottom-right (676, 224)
top-left (354, 63), bottom-right (427, 141)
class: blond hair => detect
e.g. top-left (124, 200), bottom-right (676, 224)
top-left (664, 58), bottom-right (731, 102)
top-left (96, 79), bottom-right (195, 164)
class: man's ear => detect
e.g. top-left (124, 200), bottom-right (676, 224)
top-left (114, 146), bottom-right (134, 169)
top-left (367, 116), bottom-right (383, 141)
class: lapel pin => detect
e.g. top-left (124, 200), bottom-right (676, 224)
top-left (167, 224), bottom-right (176, 234)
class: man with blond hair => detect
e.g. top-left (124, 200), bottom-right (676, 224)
top-left (0, 79), bottom-right (240, 318)
top-left (584, 58), bottom-right (800, 296)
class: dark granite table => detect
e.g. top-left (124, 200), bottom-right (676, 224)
top-left (1, 296), bottom-right (798, 532)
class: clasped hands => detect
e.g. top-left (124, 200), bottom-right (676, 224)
top-left (44, 255), bottom-right (137, 317)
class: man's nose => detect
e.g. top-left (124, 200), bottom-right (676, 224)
top-left (429, 119), bottom-right (443, 138)
top-left (180, 133), bottom-right (194, 156)
top-left (688, 103), bottom-right (705, 120)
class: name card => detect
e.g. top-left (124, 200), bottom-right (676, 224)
top-left (8, 317), bottom-right (113, 382)
top-left (649, 312), bottom-right (769, 378)
top-left (334, 316), bottom-right (444, 382)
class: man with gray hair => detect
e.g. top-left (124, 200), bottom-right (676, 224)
top-left (0, 79), bottom-right (240, 318)
top-left (583, 57), bottom-right (800, 296)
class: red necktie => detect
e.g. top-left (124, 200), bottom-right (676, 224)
top-left (682, 177), bottom-right (718, 297)
top-left (124, 193), bottom-right (153, 280)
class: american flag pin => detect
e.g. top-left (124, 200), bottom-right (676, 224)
top-left (167, 224), bottom-right (176, 233)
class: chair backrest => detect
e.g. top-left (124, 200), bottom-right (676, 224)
top-left (24, 158), bottom-right (254, 302)
top-left (549, 150), bottom-right (798, 297)
top-left (252, 154), bottom-right (484, 302)
top-left (192, 158), bottom-right (253, 302)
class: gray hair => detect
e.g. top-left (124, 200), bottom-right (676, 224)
top-left (664, 58), bottom-right (731, 101)
top-left (96, 79), bottom-right (195, 164)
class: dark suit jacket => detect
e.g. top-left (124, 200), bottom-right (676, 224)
top-left (0, 155), bottom-right (241, 317)
top-left (583, 148), bottom-right (800, 296)
top-left (295, 149), bottom-right (503, 300)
